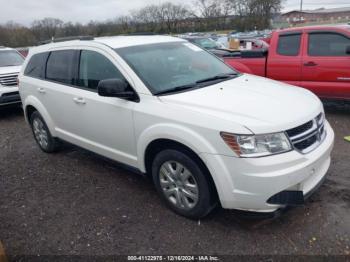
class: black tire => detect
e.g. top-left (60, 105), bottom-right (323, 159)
top-left (30, 111), bottom-right (60, 153)
top-left (152, 149), bottom-right (217, 219)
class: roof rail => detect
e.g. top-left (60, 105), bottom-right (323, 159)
top-left (39, 36), bottom-right (94, 45)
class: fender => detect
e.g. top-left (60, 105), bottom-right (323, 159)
top-left (24, 95), bottom-right (57, 136)
top-left (136, 123), bottom-right (236, 203)
top-left (137, 123), bottom-right (218, 173)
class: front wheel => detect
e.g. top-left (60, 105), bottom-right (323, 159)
top-left (152, 149), bottom-right (217, 219)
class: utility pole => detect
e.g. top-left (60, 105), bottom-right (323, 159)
top-left (300, 0), bottom-right (303, 12)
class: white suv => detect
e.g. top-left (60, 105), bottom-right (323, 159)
top-left (18, 36), bottom-right (334, 219)
top-left (0, 46), bottom-right (24, 106)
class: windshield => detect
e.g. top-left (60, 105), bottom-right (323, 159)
top-left (115, 42), bottom-right (237, 95)
top-left (0, 50), bottom-right (24, 67)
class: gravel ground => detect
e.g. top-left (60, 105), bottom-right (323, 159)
top-left (0, 105), bottom-right (349, 260)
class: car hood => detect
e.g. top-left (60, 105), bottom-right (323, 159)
top-left (0, 65), bottom-right (21, 75)
top-left (158, 74), bottom-right (323, 134)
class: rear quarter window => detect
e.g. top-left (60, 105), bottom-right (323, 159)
top-left (24, 52), bottom-right (49, 79)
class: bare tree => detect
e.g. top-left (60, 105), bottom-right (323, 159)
top-left (158, 2), bottom-right (191, 33)
top-left (31, 17), bottom-right (64, 41)
top-left (0, 22), bottom-right (35, 47)
top-left (131, 5), bottom-right (161, 32)
top-left (227, 0), bottom-right (283, 30)
top-left (0, 0), bottom-right (283, 47)
top-left (193, 0), bottom-right (233, 18)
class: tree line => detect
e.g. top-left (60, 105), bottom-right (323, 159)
top-left (0, 0), bottom-right (282, 48)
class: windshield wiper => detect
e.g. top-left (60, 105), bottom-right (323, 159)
top-left (195, 73), bottom-right (238, 84)
top-left (155, 83), bottom-right (198, 96)
top-left (155, 73), bottom-right (239, 96)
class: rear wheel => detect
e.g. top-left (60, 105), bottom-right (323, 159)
top-left (30, 111), bottom-right (60, 153)
top-left (152, 149), bottom-right (216, 219)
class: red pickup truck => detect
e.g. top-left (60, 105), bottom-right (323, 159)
top-left (223, 25), bottom-right (350, 100)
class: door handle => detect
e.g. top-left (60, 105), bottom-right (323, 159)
top-left (37, 88), bottom-right (46, 94)
top-left (304, 61), bottom-right (317, 67)
top-left (73, 97), bottom-right (86, 105)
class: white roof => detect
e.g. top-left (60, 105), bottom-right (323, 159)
top-left (283, 6), bottom-right (350, 15)
top-left (95, 35), bottom-right (185, 49)
top-left (310, 7), bottom-right (350, 14)
top-left (27, 35), bottom-right (188, 56)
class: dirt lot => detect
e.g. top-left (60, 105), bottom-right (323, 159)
top-left (0, 105), bottom-right (349, 260)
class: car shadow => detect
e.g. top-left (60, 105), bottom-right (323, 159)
top-left (0, 106), bottom-right (23, 119)
top-left (7, 99), bottom-right (343, 231)
top-left (52, 143), bottom-right (276, 229)
top-left (323, 100), bottom-right (350, 115)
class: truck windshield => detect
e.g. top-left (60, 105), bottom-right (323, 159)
top-left (0, 50), bottom-right (24, 67)
top-left (115, 42), bottom-right (238, 95)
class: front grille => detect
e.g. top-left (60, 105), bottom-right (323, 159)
top-left (294, 134), bottom-right (318, 151)
top-left (286, 120), bottom-right (313, 138)
top-left (0, 73), bottom-right (19, 86)
top-left (286, 113), bottom-right (326, 154)
top-left (2, 91), bottom-right (19, 97)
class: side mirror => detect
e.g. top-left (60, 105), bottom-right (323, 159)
top-left (97, 79), bottom-right (138, 101)
top-left (346, 46), bottom-right (350, 55)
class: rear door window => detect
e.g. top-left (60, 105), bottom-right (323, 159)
top-left (308, 32), bottom-right (350, 56)
top-left (46, 50), bottom-right (78, 85)
top-left (24, 52), bottom-right (49, 79)
top-left (277, 33), bottom-right (302, 56)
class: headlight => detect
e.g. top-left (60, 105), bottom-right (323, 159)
top-left (220, 132), bottom-right (292, 157)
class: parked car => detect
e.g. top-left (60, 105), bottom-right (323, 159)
top-left (16, 47), bottom-right (30, 58)
top-left (215, 36), bottom-right (269, 50)
top-left (216, 36), bottom-right (229, 48)
top-left (19, 36), bottom-right (334, 219)
top-left (181, 36), bottom-right (229, 57)
top-left (0, 46), bottom-right (24, 107)
top-left (222, 25), bottom-right (350, 101)
top-left (182, 36), bottom-right (222, 49)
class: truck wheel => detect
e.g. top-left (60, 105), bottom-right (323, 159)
top-left (152, 149), bottom-right (216, 219)
top-left (30, 111), bottom-right (60, 153)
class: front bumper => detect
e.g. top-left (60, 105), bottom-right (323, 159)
top-left (0, 86), bottom-right (21, 106)
top-left (201, 121), bottom-right (334, 213)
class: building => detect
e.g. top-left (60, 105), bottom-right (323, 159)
top-left (282, 7), bottom-right (350, 24)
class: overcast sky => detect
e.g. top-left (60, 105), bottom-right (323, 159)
top-left (0, 0), bottom-right (349, 26)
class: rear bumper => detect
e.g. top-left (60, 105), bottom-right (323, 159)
top-left (201, 121), bottom-right (334, 213)
top-left (0, 86), bottom-right (21, 106)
